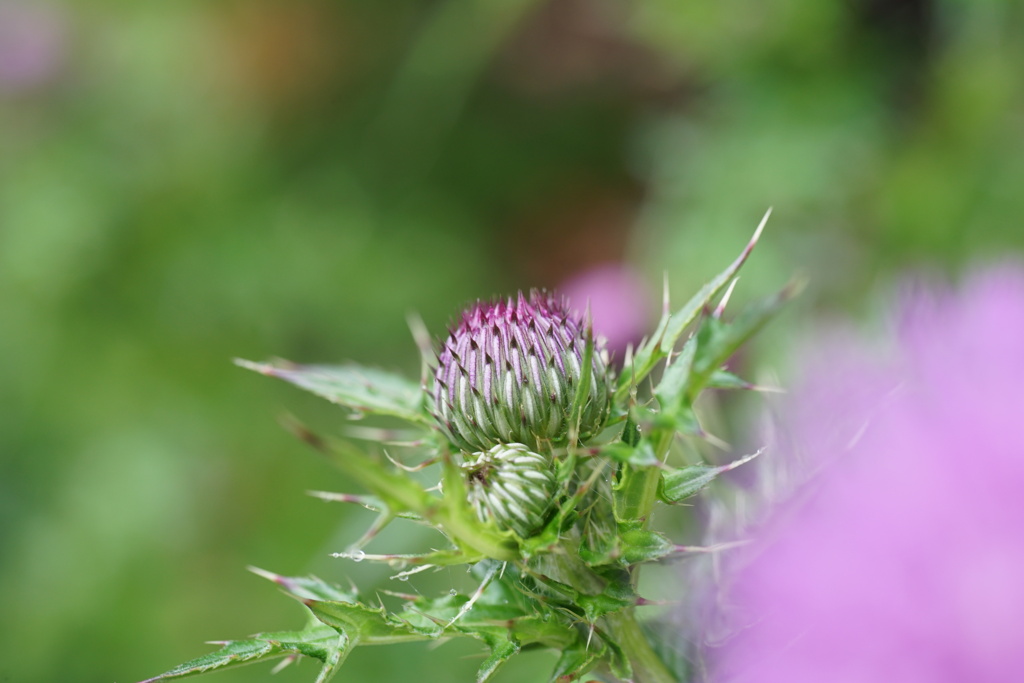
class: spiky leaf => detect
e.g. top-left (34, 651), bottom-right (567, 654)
top-left (236, 359), bottom-right (430, 425)
top-left (306, 599), bottom-right (437, 643)
top-left (549, 637), bottom-right (604, 682)
top-left (476, 636), bottom-right (521, 683)
top-left (287, 421), bottom-right (518, 561)
top-left (615, 209), bottom-right (771, 404)
top-left (602, 440), bottom-right (660, 467)
top-left (685, 278), bottom-right (805, 403)
top-left (249, 568), bottom-right (359, 602)
top-left (706, 369), bottom-right (756, 390)
top-left (139, 622), bottom-right (350, 682)
top-left (618, 527), bottom-right (676, 565)
top-left (653, 336), bottom-right (697, 418)
top-left (659, 450), bottom-right (762, 504)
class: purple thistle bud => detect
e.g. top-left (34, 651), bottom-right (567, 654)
top-left (434, 290), bottom-right (610, 453)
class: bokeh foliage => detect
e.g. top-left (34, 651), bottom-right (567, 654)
top-left (1, 1), bottom-right (1022, 682)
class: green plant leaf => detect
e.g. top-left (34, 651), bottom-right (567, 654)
top-left (706, 369), bottom-right (755, 390)
top-left (568, 319), bottom-right (597, 443)
top-left (685, 277), bottom-right (805, 403)
top-left (577, 523), bottom-right (676, 568)
top-left (602, 440), bottom-right (660, 467)
top-left (306, 599), bottom-right (438, 643)
top-left (248, 568), bottom-right (360, 602)
top-left (599, 627), bottom-right (633, 681)
top-left (617, 526), bottom-right (675, 565)
top-left (549, 637), bottom-right (604, 682)
top-left (235, 359), bottom-right (430, 425)
top-left (577, 589), bottom-right (637, 622)
top-left (658, 450), bottom-right (762, 504)
top-left (527, 547), bottom-right (608, 598)
top-left (287, 421), bottom-right (517, 562)
top-left (139, 622), bottom-right (349, 682)
top-left (401, 575), bottom-right (573, 647)
top-left (476, 636), bottom-right (521, 683)
top-left (312, 640), bottom-right (349, 683)
top-left (292, 424), bottom-right (435, 515)
top-left (614, 209), bottom-right (770, 405)
top-left (332, 547), bottom-right (484, 568)
top-left (653, 336), bottom-right (697, 418)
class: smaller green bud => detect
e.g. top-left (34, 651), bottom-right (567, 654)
top-left (463, 443), bottom-right (558, 538)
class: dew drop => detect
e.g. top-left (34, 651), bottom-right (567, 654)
top-left (449, 589), bottom-right (458, 596)
top-left (350, 549), bottom-right (366, 563)
top-left (398, 575), bottom-right (409, 582)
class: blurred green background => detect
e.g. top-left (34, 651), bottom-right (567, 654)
top-left (1, 1), bottom-right (1022, 682)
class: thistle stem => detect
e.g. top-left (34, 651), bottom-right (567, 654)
top-left (616, 425), bottom-right (675, 529)
top-left (616, 463), bottom-right (663, 526)
top-left (603, 608), bottom-right (676, 683)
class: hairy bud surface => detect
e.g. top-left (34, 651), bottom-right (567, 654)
top-left (463, 443), bottom-right (558, 537)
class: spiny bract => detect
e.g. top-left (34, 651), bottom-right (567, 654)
top-left (433, 290), bottom-right (610, 453)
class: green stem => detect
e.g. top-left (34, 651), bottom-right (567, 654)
top-left (603, 608), bottom-right (676, 683)
top-left (615, 428), bottom-right (674, 528)
top-left (616, 463), bottom-right (662, 524)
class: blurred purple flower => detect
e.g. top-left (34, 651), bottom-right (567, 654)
top-left (712, 264), bottom-right (1024, 683)
top-left (0, 0), bottom-right (67, 93)
top-left (559, 263), bottom-right (651, 363)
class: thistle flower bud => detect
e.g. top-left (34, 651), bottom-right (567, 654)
top-left (434, 290), bottom-right (610, 452)
top-left (463, 443), bottom-right (558, 537)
